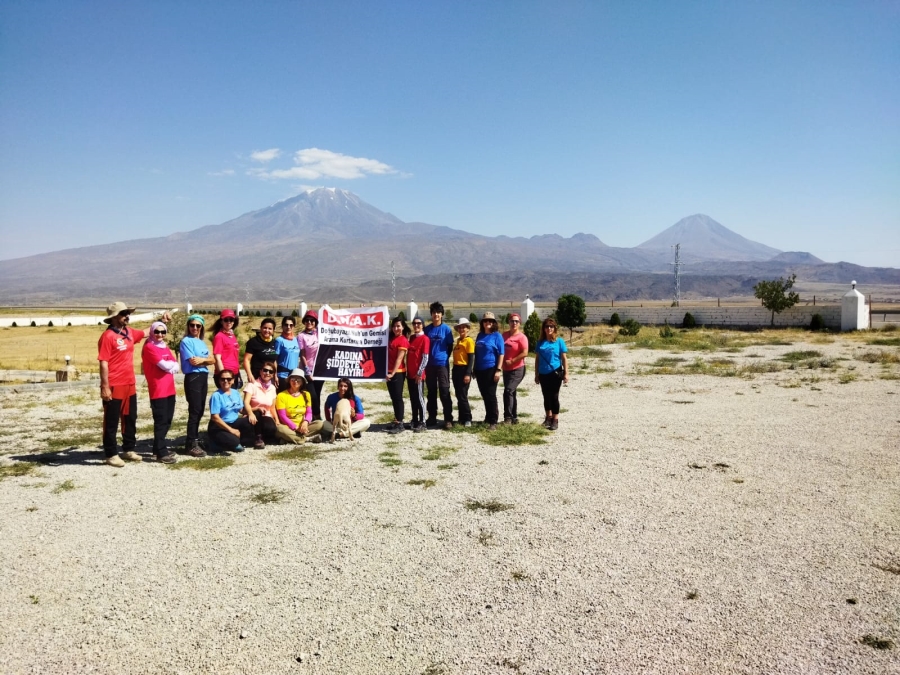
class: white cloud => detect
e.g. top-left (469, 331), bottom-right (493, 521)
top-left (250, 147), bottom-right (396, 181)
top-left (208, 169), bottom-right (235, 176)
top-left (250, 148), bottom-right (282, 163)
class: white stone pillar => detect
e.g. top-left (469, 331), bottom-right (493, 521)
top-left (841, 281), bottom-right (868, 331)
top-left (299, 302), bottom-right (307, 319)
top-left (407, 300), bottom-right (419, 323)
top-left (520, 295), bottom-right (535, 321)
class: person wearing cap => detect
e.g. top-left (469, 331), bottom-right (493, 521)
top-left (423, 301), bottom-right (455, 429)
top-left (98, 301), bottom-right (170, 467)
top-left (275, 315), bottom-right (301, 392)
top-left (140, 320), bottom-right (179, 464)
top-left (297, 310), bottom-right (324, 419)
top-left (451, 317), bottom-right (475, 427)
top-left (501, 312), bottom-right (529, 425)
top-left (274, 369), bottom-right (324, 443)
top-left (473, 312), bottom-right (505, 430)
top-left (180, 314), bottom-right (215, 457)
top-left (211, 308), bottom-right (241, 390)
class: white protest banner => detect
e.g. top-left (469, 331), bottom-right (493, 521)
top-left (313, 305), bottom-right (389, 382)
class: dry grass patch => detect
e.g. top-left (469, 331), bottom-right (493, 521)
top-left (465, 499), bottom-right (513, 514)
top-left (0, 463), bottom-right (40, 480)
top-left (248, 486), bottom-right (288, 504)
top-left (421, 445), bottom-right (457, 461)
top-left (407, 478), bottom-right (436, 489)
top-left (52, 479), bottom-right (77, 494)
top-left (168, 457), bottom-right (234, 470)
top-left (378, 451), bottom-right (403, 467)
top-left (267, 446), bottom-right (318, 462)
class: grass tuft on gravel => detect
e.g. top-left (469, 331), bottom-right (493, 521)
top-left (267, 446), bottom-right (317, 462)
top-left (465, 498), bottom-right (513, 514)
top-left (52, 479), bottom-right (77, 493)
top-left (168, 457), bottom-right (234, 470)
top-left (407, 478), bottom-right (436, 489)
top-left (249, 487), bottom-right (288, 504)
top-left (480, 422), bottom-right (548, 446)
top-left (0, 463), bottom-right (39, 480)
top-left (421, 445), bottom-right (457, 461)
top-left (378, 451), bottom-right (403, 467)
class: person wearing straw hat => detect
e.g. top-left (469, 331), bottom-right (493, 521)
top-left (98, 301), bottom-right (170, 467)
top-left (451, 317), bottom-right (475, 427)
top-left (473, 312), bottom-right (505, 430)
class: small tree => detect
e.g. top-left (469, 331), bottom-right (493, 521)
top-left (291, 309), bottom-right (299, 317)
top-left (556, 294), bottom-right (586, 339)
top-left (609, 312), bottom-right (621, 327)
top-left (469, 312), bottom-right (478, 323)
top-left (809, 313), bottom-right (825, 331)
top-left (523, 311), bottom-right (542, 352)
top-left (754, 274), bottom-right (800, 327)
top-left (444, 308), bottom-right (453, 321)
top-left (397, 310), bottom-right (406, 322)
top-left (682, 312), bottom-right (697, 329)
top-left (619, 319), bottom-right (641, 336)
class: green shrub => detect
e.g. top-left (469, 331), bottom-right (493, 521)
top-left (291, 309), bottom-right (299, 317)
top-left (397, 310), bottom-right (406, 321)
top-left (444, 308), bottom-right (453, 321)
top-left (557, 294), bottom-right (586, 338)
top-left (469, 312), bottom-right (478, 323)
top-left (619, 319), bottom-right (641, 336)
top-left (30, 321), bottom-right (36, 327)
top-left (275, 310), bottom-right (282, 317)
top-left (265, 310), bottom-right (272, 317)
top-left (809, 313), bottom-right (825, 331)
top-left (11, 321), bottom-right (16, 327)
top-left (609, 313), bottom-right (621, 327)
top-left (523, 311), bottom-right (542, 352)
top-left (47, 320), bottom-right (53, 327)
top-left (683, 312), bottom-right (696, 329)
top-left (659, 321), bottom-right (674, 339)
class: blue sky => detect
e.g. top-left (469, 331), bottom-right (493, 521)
top-left (1, 0), bottom-right (897, 267)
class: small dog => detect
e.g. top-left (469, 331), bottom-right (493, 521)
top-left (331, 398), bottom-right (354, 444)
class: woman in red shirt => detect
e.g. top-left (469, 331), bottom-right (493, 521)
top-left (385, 317), bottom-right (410, 434)
top-left (406, 318), bottom-right (431, 433)
top-left (502, 313), bottom-right (530, 424)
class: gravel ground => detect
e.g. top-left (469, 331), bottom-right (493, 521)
top-left (0, 336), bottom-right (898, 674)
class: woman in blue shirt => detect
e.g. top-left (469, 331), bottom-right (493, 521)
top-left (533, 318), bottom-right (569, 431)
top-left (179, 314), bottom-right (215, 456)
top-left (274, 316), bottom-right (300, 392)
top-left (208, 369), bottom-right (253, 453)
top-left (473, 312), bottom-right (505, 430)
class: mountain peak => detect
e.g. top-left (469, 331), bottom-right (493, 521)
top-left (637, 214), bottom-right (781, 262)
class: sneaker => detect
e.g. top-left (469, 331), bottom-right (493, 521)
top-left (425, 418), bottom-right (438, 428)
top-left (542, 416), bottom-right (552, 428)
top-left (502, 418), bottom-right (513, 425)
top-left (413, 424), bottom-right (425, 433)
top-left (512, 418), bottom-right (519, 425)
top-left (105, 455), bottom-right (125, 468)
top-left (233, 444), bottom-right (245, 452)
top-left (550, 419), bottom-right (558, 431)
top-left (386, 424), bottom-right (404, 435)
top-left (156, 453), bottom-right (177, 464)
top-left (187, 441), bottom-right (206, 458)
top-left (254, 435), bottom-right (266, 450)
top-left (488, 423), bottom-right (498, 431)
top-left (121, 451), bottom-right (142, 462)
top-left (463, 421), bottom-right (472, 428)
top-left (444, 421), bottom-right (454, 430)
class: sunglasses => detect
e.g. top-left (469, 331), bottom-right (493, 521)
top-left (223, 317), bottom-right (235, 322)
top-left (412, 322), bottom-right (423, 326)
top-left (303, 319), bottom-right (316, 323)
top-left (220, 377), bottom-right (233, 382)
top-left (153, 329), bottom-right (167, 335)
top-left (284, 323), bottom-right (295, 328)
top-left (188, 323), bottom-right (201, 329)
top-left (261, 368), bottom-right (274, 374)
top-left (510, 320), bottom-right (520, 323)
top-left (546, 325), bottom-right (557, 330)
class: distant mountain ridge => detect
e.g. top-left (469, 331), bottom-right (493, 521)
top-left (0, 188), bottom-right (891, 302)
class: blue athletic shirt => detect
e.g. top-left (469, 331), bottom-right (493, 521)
top-left (209, 388), bottom-right (243, 423)
top-left (275, 336), bottom-right (300, 378)
top-left (423, 322), bottom-right (454, 367)
top-left (180, 337), bottom-right (210, 374)
top-left (474, 332), bottom-right (505, 371)
top-left (536, 337), bottom-right (568, 374)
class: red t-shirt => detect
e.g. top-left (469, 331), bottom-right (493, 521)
top-left (141, 340), bottom-right (177, 399)
top-left (212, 331), bottom-right (240, 373)
top-left (502, 331), bottom-right (529, 371)
top-left (406, 333), bottom-right (430, 378)
top-left (98, 327), bottom-right (145, 387)
top-left (388, 334), bottom-right (409, 373)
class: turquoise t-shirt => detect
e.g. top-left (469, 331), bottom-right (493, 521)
top-left (536, 338), bottom-right (568, 374)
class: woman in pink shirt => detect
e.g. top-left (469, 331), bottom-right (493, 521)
top-left (211, 308), bottom-right (241, 389)
top-left (298, 310), bottom-right (323, 420)
top-left (140, 321), bottom-right (179, 463)
top-left (502, 313), bottom-right (529, 424)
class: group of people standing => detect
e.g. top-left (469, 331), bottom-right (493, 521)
top-left (384, 302), bottom-right (569, 433)
top-left (97, 299), bottom-right (569, 467)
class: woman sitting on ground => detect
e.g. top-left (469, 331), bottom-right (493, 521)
top-left (242, 360), bottom-right (278, 449)
top-left (321, 377), bottom-right (371, 440)
top-left (274, 369), bottom-right (324, 444)
top-left (207, 369), bottom-right (254, 454)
